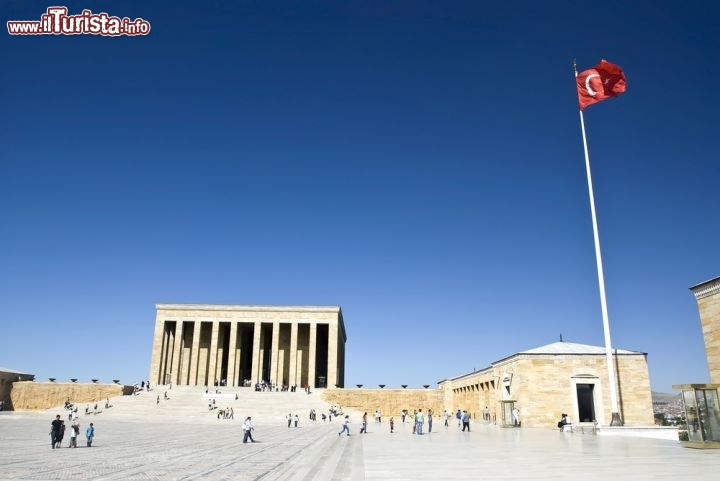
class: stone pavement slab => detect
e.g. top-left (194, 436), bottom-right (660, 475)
top-left (1, 410), bottom-right (718, 480)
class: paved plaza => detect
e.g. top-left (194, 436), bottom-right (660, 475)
top-left (0, 388), bottom-right (718, 480)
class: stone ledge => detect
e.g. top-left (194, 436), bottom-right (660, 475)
top-left (596, 425), bottom-right (678, 440)
top-left (9, 381), bottom-right (133, 411)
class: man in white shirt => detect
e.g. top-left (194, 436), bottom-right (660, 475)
top-left (243, 417), bottom-right (255, 443)
top-left (416, 409), bottom-right (424, 435)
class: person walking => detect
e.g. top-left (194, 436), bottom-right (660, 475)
top-left (360, 412), bottom-right (368, 434)
top-left (443, 409), bottom-right (449, 427)
top-left (512, 407), bottom-right (521, 427)
top-left (390, 416), bottom-right (395, 433)
top-left (338, 415), bottom-right (350, 436)
top-left (243, 417), bottom-right (255, 443)
top-left (56, 420), bottom-right (66, 448)
top-left (50, 415), bottom-right (62, 449)
top-left (294, 414), bottom-right (299, 428)
top-left (68, 421), bottom-right (79, 448)
top-left (427, 409), bottom-right (433, 433)
top-left (416, 409), bottom-right (424, 435)
top-left (86, 422), bottom-right (95, 447)
top-left (461, 410), bottom-right (471, 432)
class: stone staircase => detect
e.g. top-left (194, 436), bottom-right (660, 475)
top-left (74, 385), bottom-right (353, 425)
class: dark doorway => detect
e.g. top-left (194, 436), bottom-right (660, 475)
top-left (238, 324), bottom-right (254, 385)
top-left (219, 323), bottom-right (230, 385)
top-left (576, 383), bottom-right (596, 422)
top-left (315, 324), bottom-right (328, 388)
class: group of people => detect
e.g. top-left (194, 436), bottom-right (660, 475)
top-left (254, 381), bottom-right (276, 392)
top-left (328, 405), bottom-right (342, 420)
top-left (413, 409), bottom-right (436, 434)
top-left (50, 414), bottom-right (94, 448)
top-left (252, 381), bottom-right (313, 393)
top-left (453, 409), bottom-right (472, 431)
top-left (287, 413), bottom-right (300, 427)
top-left (133, 381), bottom-right (151, 395)
top-left (217, 407), bottom-right (234, 419)
top-left (338, 406), bottom-right (512, 437)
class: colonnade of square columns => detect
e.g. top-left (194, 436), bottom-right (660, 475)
top-left (149, 304), bottom-right (346, 389)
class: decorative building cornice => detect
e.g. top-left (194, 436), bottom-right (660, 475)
top-left (690, 276), bottom-right (720, 300)
top-left (156, 303), bottom-right (341, 314)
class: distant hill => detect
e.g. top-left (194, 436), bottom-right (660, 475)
top-left (652, 391), bottom-right (682, 404)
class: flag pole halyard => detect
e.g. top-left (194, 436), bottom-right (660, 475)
top-left (574, 60), bottom-right (623, 426)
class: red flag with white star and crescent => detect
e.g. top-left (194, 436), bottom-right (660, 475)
top-left (576, 60), bottom-right (627, 110)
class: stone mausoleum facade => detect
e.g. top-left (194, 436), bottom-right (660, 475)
top-left (149, 304), bottom-right (347, 389)
top-left (8, 303), bottom-right (657, 426)
top-left (149, 304), bottom-right (654, 427)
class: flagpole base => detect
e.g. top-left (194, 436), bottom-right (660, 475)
top-left (610, 412), bottom-right (624, 426)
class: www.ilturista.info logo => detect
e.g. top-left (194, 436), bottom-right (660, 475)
top-left (7, 7), bottom-right (151, 36)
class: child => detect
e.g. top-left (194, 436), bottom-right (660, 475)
top-left (86, 423), bottom-right (94, 447)
top-left (360, 412), bottom-right (367, 433)
top-left (69, 421), bottom-right (78, 448)
top-left (338, 415), bottom-right (350, 436)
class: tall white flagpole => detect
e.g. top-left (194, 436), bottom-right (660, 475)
top-left (574, 60), bottom-right (623, 426)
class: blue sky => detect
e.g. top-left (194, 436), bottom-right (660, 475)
top-left (1, 1), bottom-right (718, 392)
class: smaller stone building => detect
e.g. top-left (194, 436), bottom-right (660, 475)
top-left (438, 341), bottom-right (654, 428)
top-left (0, 367), bottom-right (35, 411)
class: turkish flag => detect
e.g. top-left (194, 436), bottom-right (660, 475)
top-left (576, 60), bottom-right (627, 110)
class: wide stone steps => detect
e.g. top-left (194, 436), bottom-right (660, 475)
top-left (69, 385), bottom-right (349, 425)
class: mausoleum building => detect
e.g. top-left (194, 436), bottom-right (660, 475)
top-left (149, 304), bottom-right (346, 389)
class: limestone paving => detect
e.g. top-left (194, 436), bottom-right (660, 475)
top-left (0, 387), bottom-right (718, 480)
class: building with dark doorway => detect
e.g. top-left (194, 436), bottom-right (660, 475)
top-left (438, 341), bottom-right (653, 428)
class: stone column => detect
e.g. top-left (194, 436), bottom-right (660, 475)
top-left (149, 317), bottom-right (166, 386)
top-left (227, 321), bottom-right (238, 387)
top-left (190, 321), bottom-right (202, 386)
top-left (270, 322), bottom-right (280, 386)
top-left (308, 322), bottom-right (317, 389)
top-left (251, 321), bottom-right (262, 385)
top-left (288, 322), bottom-right (298, 387)
top-left (169, 321), bottom-right (184, 386)
top-left (328, 321), bottom-right (338, 388)
top-left (208, 321), bottom-right (220, 387)
top-left (160, 326), bottom-right (171, 383)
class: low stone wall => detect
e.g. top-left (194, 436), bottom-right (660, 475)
top-left (321, 388), bottom-right (445, 419)
top-left (9, 381), bottom-right (133, 411)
